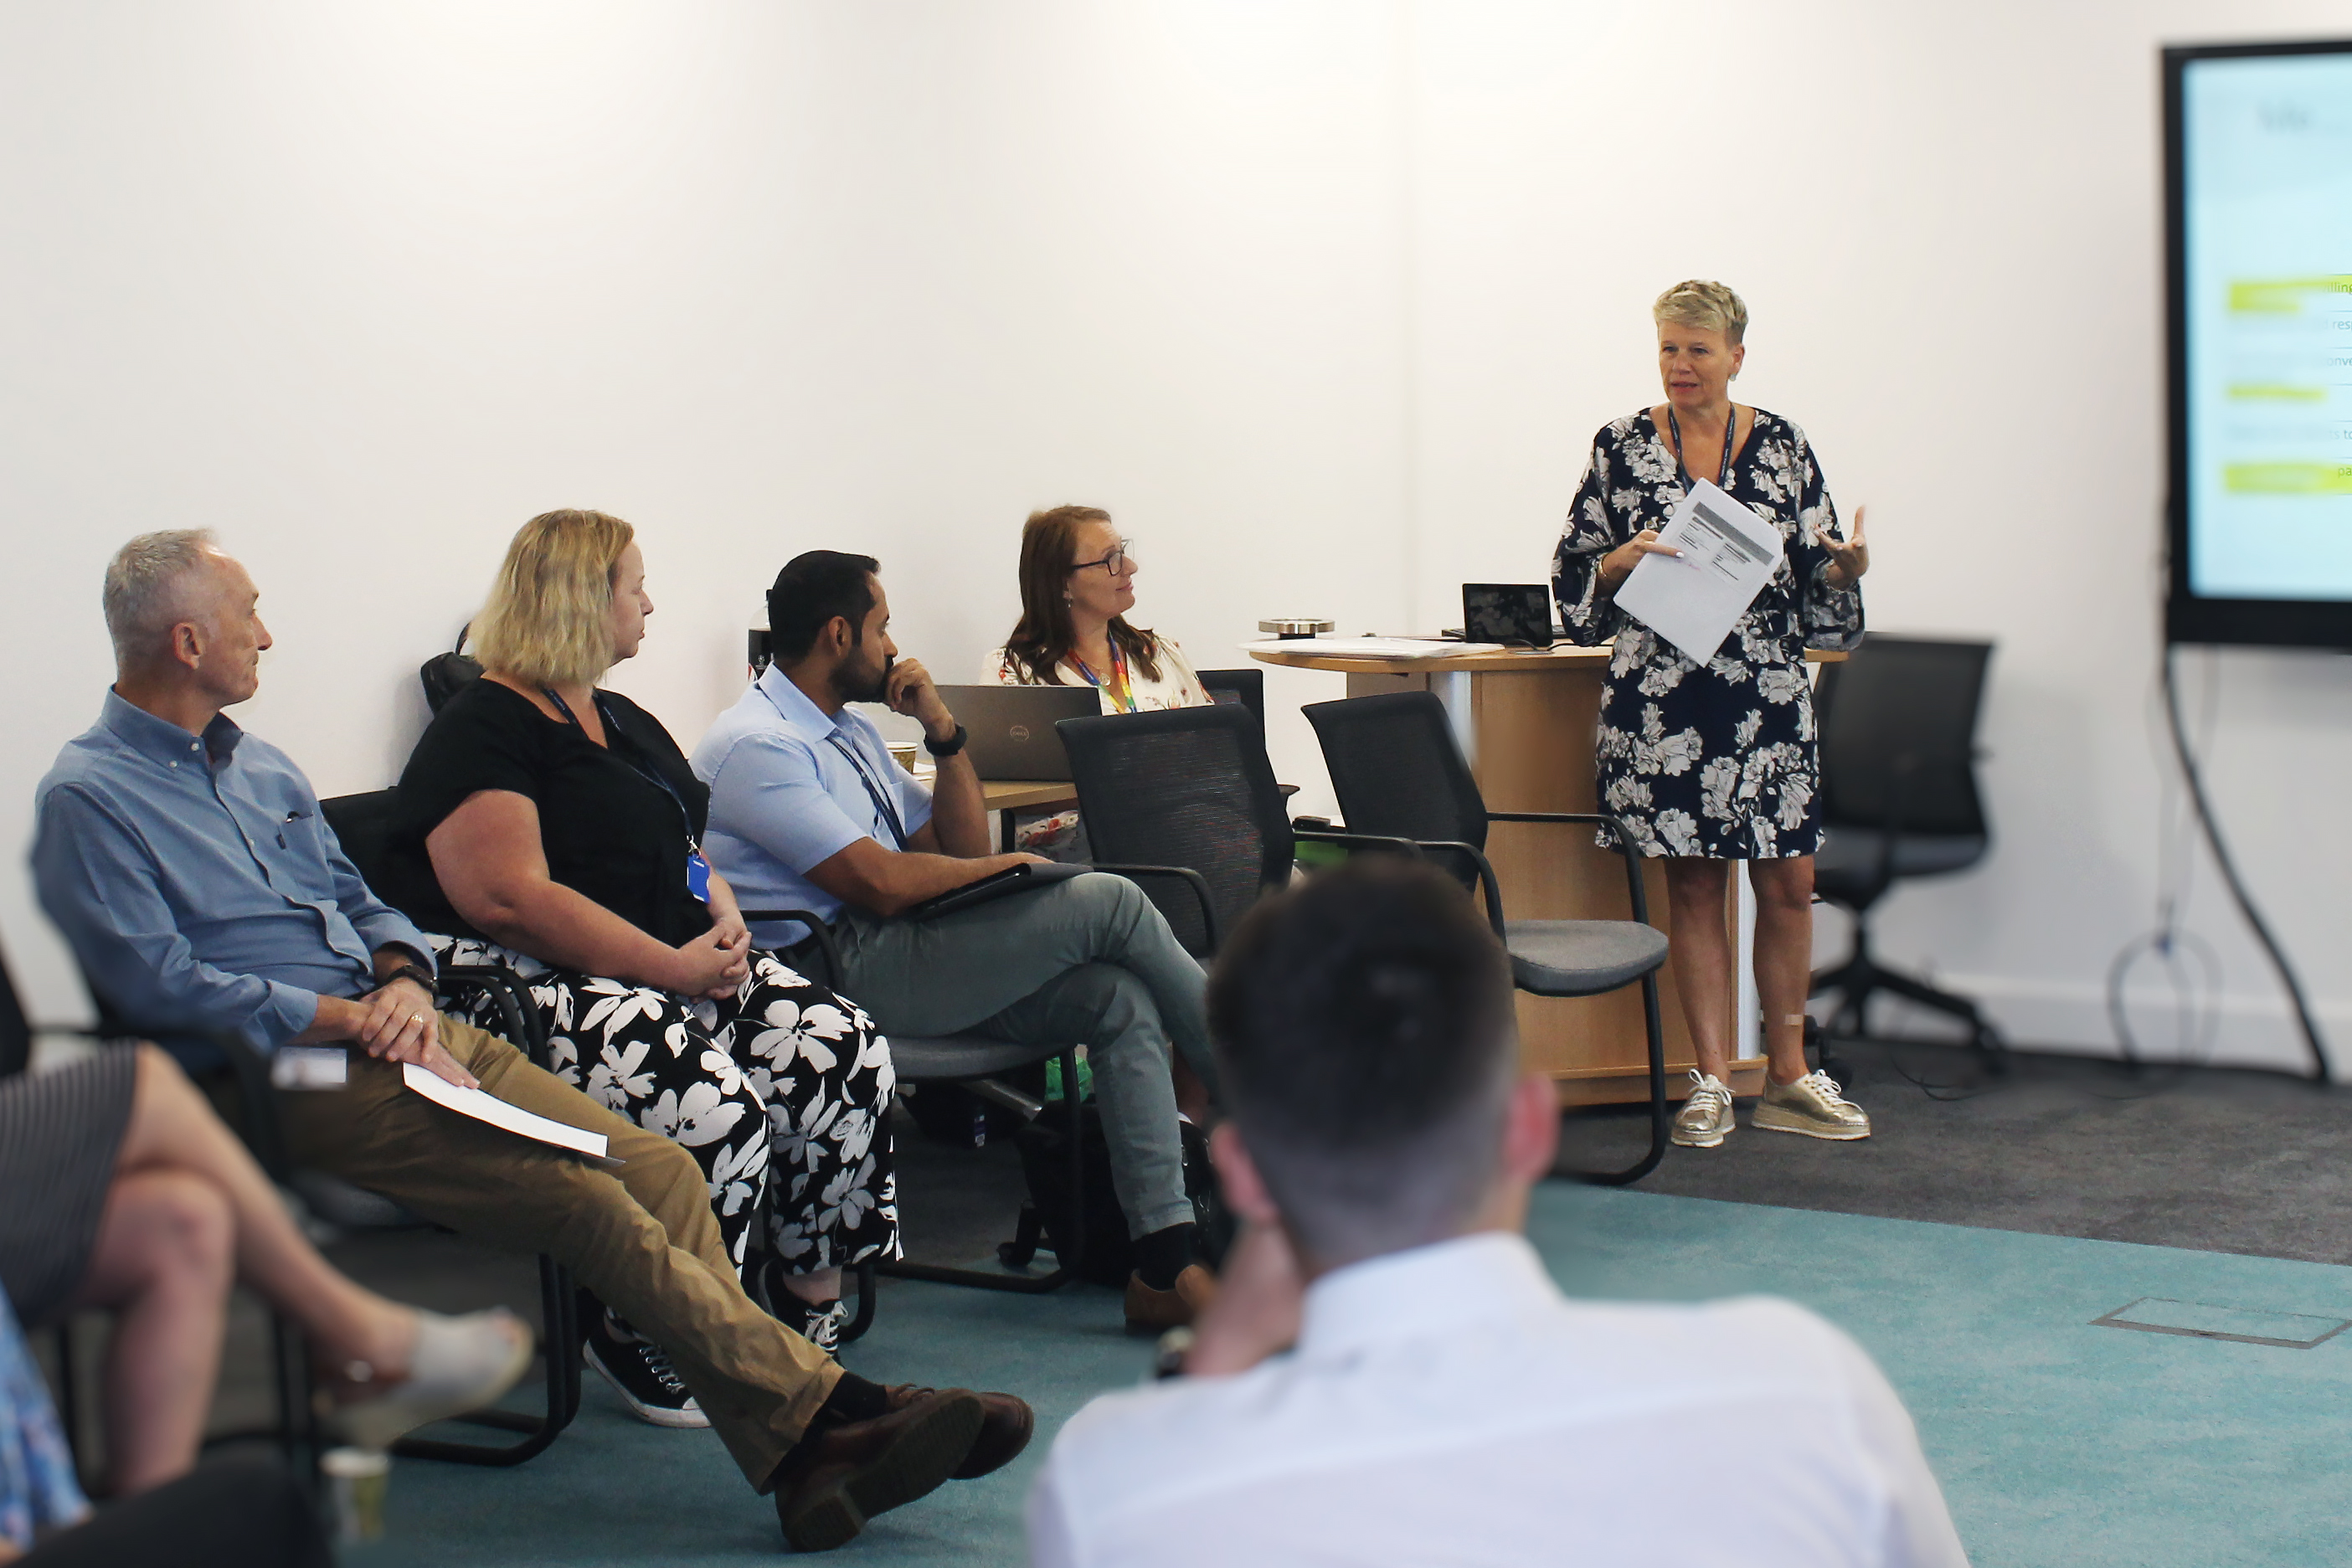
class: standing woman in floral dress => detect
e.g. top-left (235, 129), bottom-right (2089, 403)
top-left (1552, 280), bottom-right (1874, 1150)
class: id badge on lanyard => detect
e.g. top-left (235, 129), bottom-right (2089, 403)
top-left (686, 851), bottom-right (712, 904)
top-left (545, 685), bottom-right (714, 904)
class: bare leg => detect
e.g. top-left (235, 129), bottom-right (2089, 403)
top-left (777, 1268), bottom-right (843, 1306)
top-left (1663, 859), bottom-right (1737, 1083)
top-left (1749, 857), bottom-right (1818, 1087)
top-left (111, 1046), bottom-right (418, 1378)
top-left (67, 1171), bottom-right (234, 1493)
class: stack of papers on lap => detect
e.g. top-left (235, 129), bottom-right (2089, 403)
top-left (402, 1062), bottom-right (619, 1166)
top-left (1241, 637), bottom-right (1505, 659)
top-left (1611, 480), bottom-right (1783, 665)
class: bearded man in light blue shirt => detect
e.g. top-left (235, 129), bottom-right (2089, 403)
top-left (692, 551), bottom-right (1217, 1332)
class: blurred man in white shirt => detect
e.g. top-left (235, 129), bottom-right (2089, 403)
top-left (1027, 859), bottom-right (1969, 1568)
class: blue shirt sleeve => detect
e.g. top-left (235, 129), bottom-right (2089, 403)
top-left (706, 731), bottom-right (874, 874)
top-left (33, 785), bottom-right (321, 1051)
top-left (0, 1288), bottom-right (90, 1550)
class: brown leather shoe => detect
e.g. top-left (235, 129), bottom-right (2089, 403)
top-left (773, 1388), bottom-right (983, 1553)
top-left (883, 1383), bottom-right (1034, 1479)
top-left (1124, 1262), bottom-right (1217, 1334)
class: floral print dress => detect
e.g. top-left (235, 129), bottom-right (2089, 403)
top-left (1552, 408), bottom-right (1864, 860)
top-left (430, 936), bottom-right (899, 1278)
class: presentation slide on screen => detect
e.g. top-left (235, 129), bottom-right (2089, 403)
top-left (2185, 53), bottom-right (2352, 601)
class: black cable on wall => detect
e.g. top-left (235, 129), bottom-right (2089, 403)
top-left (2156, 643), bottom-right (2332, 1083)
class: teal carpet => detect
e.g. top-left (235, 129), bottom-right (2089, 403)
top-left (353, 1188), bottom-right (2352, 1565)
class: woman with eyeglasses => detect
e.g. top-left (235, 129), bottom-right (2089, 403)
top-left (990, 506), bottom-right (1211, 713)
top-left (988, 506), bottom-right (1212, 856)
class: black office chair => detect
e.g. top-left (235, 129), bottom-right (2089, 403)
top-left (305, 790), bottom-right (584, 1465)
top-left (1807, 635), bottom-right (2003, 1064)
top-left (1303, 691), bottom-right (1672, 1186)
top-left (1193, 667), bottom-right (1264, 725)
top-left (1056, 705), bottom-right (1418, 959)
top-left (744, 908), bottom-right (1093, 1299)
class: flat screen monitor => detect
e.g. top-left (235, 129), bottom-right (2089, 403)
top-left (2166, 39), bottom-right (2352, 647)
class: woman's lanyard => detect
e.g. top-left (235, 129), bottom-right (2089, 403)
top-left (1069, 639), bottom-right (1136, 713)
top-left (1666, 405), bottom-right (1738, 492)
top-left (543, 687), bottom-right (713, 903)
top-left (751, 682), bottom-right (910, 850)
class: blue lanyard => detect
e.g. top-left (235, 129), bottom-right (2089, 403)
top-left (828, 736), bottom-right (910, 850)
top-left (542, 687), bottom-right (703, 854)
top-left (1666, 406), bottom-right (1738, 492)
top-left (753, 680), bottom-right (910, 850)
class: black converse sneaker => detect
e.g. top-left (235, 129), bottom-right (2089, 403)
top-left (583, 1308), bottom-right (708, 1429)
top-left (794, 1298), bottom-right (851, 1356)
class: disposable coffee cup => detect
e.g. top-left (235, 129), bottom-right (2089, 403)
top-left (888, 742), bottom-right (920, 774)
top-left (322, 1446), bottom-right (390, 1543)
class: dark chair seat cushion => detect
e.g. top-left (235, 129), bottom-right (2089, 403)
top-left (888, 1035), bottom-right (1069, 1082)
top-left (1814, 828), bottom-right (1988, 902)
top-left (1503, 920), bottom-right (1669, 997)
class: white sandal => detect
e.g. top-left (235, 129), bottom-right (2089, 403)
top-left (332, 1308), bottom-right (535, 1452)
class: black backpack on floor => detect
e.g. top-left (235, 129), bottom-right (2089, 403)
top-left (1007, 1105), bottom-right (1232, 1288)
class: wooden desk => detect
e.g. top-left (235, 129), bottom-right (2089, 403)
top-left (1252, 642), bottom-right (1843, 1106)
top-left (980, 779), bottom-right (1079, 853)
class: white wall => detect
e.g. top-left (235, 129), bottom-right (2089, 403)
top-left (6, 0), bottom-right (2346, 1074)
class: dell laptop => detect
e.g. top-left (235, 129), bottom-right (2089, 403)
top-left (935, 685), bottom-right (1102, 781)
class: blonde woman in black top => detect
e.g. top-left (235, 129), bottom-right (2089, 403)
top-left (385, 510), bottom-right (898, 1426)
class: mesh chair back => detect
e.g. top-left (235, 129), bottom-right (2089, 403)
top-left (1058, 706), bottom-right (1292, 953)
top-left (320, 790), bottom-right (401, 888)
top-left (1814, 635), bottom-right (1992, 837)
top-left (1304, 692), bottom-right (1490, 887)
top-left (1194, 667), bottom-right (1266, 725)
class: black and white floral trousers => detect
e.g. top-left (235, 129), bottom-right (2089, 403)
top-left (428, 937), bottom-right (900, 1278)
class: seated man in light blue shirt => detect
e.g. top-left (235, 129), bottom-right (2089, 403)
top-left (692, 551), bottom-right (1216, 1331)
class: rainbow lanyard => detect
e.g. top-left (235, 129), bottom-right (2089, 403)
top-left (1069, 640), bottom-right (1136, 713)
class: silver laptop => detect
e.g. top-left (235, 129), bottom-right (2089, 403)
top-left (938, 685), bottom-right (1102, 781)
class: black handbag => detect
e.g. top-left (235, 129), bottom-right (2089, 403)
top-left (419, 625), bottom-right (484, 715)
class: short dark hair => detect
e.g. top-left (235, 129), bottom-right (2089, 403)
top-left (1207, 857), bottom-right (1518, 1266)
top-left (767, 551), bottom-right (881, 663)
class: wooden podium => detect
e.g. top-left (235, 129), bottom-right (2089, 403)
top-left (1252, 643), bottom-right (1841, 1107)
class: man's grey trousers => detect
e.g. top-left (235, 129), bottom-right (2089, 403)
top-left (826, 871), bottom-right (1209, 1239)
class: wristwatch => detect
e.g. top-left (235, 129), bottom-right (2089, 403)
top-left (380, 961), bottom-right (438, 997)
top-left (924, 723), bottom-right (969, 758)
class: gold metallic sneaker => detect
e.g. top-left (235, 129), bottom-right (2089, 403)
top-left (1752, 1070), bottom-right (1871, 1140)
top-left (1670, 1070), bottom-right (1736, 1148)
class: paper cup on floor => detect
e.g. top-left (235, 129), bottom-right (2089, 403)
top-left (322, 1447), bottom-right (390, 1543)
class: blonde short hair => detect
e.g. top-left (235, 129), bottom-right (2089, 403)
top-left (1654, 280), bottom-right (1748, 346)
top-left (471, 509), bottom-right (636, 687)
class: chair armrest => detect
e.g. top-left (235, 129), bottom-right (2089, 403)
top-left (211, 1031), bottom-right (295, 1185)
top-left (436, 964), bottom-right (548, 1070)
top-left (1484, 811), bottom-right (1653, 925)
top-left (1088, 865), bottom-right (1221, 956)
top-left (738, 910), bottom-right (843, 990)
top-left (1407, 841), bottom-right (1509, 937)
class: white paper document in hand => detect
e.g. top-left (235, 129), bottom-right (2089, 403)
top-left (1610, 479), bottom-right (1785, 666)
top-left (401, 1062), bottom-right (620, 1166)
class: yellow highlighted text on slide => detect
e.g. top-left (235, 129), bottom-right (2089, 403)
top-left (2223, 463), bottom-right (2352, 496)
top-left (2228, 276), bottom-right (2352, 314)
top-left (2226, 383), bottom-right (2329, 402)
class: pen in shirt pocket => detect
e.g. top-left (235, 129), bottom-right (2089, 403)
top-left (278, 806), bottom-right (310, 848)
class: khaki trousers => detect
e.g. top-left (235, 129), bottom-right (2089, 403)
top-left (278, 1015), bottom-right (838, 1491)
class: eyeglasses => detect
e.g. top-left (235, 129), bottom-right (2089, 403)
top-left (1071, 537), bottom-right (1137, 577)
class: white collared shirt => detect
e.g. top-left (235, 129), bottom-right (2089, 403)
top-left (1027, 1232), bottom-right (1968, 1567)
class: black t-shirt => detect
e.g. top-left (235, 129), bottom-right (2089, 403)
top-left (383, 678), bottom-right (713, 948)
